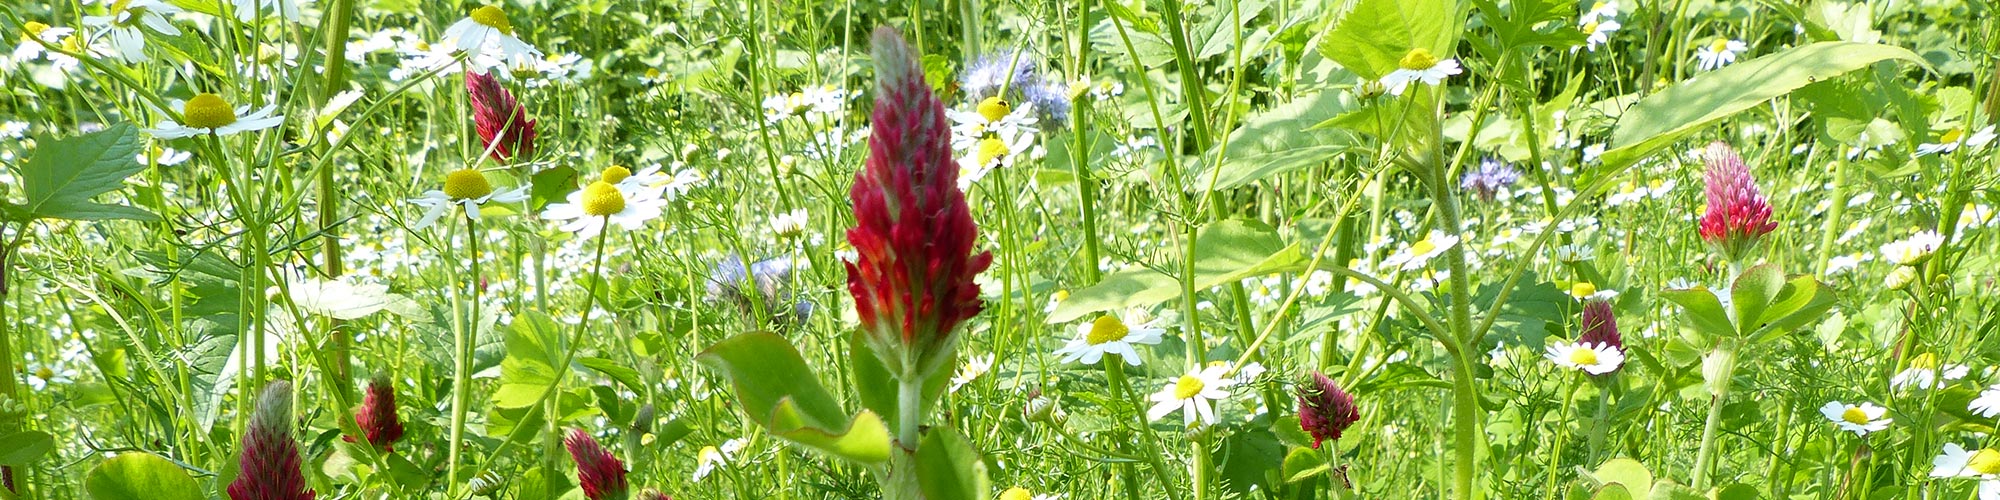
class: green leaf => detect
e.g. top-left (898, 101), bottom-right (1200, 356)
top-left (1713, 483), bottom-right (1761, 500)
top-left (1193, 91), bottom-right (1358, 192)
top-left (1660, 286), bottom-right (1733, 341)
top-left (83, 453), bottom-right (206, 500)
top-left (1049, 218), bottom-right (1305, 323)
top-left (1646, 481), bottom-right (1705, 500)
top-left (17, 123), bottom-right (157, 221)
top-left (848, 330), bottom-right (949, 431)
top-left (1592, 484), bottom-right (1633, 500)
top-left (698, 332), bottom-right (892, 464)
top-left (530, 165), bottom-right (580, 211)
top-left (1602, 42), bottom-right (1923, 169)
top-left (1281, 446), bottom-right (1327, 484)
top-left (916, 426), bottom-right (990, 500)
top-left (0, 431), bottom-right (53, 466)
top-left (1586, 458), bottom-right (1652, 498)
top-left (1749, 275), bottom-right (1836, 343)
top-left (577, 357), bottom-right (645, 394)
top-left (1316, 0), bottom-right (1462, 80)
top-left (1729, 264), bottom-right (1786, 337)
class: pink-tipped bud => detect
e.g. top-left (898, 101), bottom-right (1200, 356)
top-left (229, 381), bottom-right (316, 500)
top-left (466, 71), bottom-right (537, 163)
top-left (1697, 142), bottom-right (1775, 263)
top-left (844, 27), bottom-right (993, 378)
top-left (565, 428), bottom-right (629, 500)
top-left (635, 488), bottom-right (670, 500)
top-left (345, 374), bottom-right (405, 452)
top-left (1576, 300), bottom-right (1622, 352)
top-left (1296, 372), bottom-right (1361, 449)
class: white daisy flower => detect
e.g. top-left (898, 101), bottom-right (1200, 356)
top-left (1879, 230), bottom-right (1945, 266)
top-left (1582, 19), bottom-right (1620, 51)
top-left (146, 94), bottom-right (286, 138)
top-left (440, 5), bottom-right (542, 67)
top-left (1819, 401), bottom-right (1891, 436)
top-left (408, 169), bottom-right (529, 229)
top-left (949, 354), bottom-right (995, 393)
top-left (12, 22), bottom-right (75, 64)
top-left (998, 487), bottom-right (1064, 500)
top-left (1694, 39), bottom-right (1747, 71)
top-left (1544, 341), bottom-right (1624, 375)
top-left (81, 0), bottom-right (180, 63)
top-left (658, 167), bottom-right (705, 199)
top-left (136, 145), bottom-right (190, 166)
top-left (1581, 0), bottom-right (1618, 23)
top-left (692, 438), bottom-right (748, 482)
top-left (1246, 277), bottom-right (1281, 306)
top-left (232, 0), bottom-right (303, 22)
top-left (1054, 313), bottom-right (1165, 366)
top-left (770, 208), bottom-right (809, 237)
top-left (1379, 230), bottom-right (1460, 271)
top-left (1147, 365), bottom-right (1237, 427)
top-left (1916, 126), bottom-right (1998, 156)
top-left (1043, 290), bottom-right (1069, 314)
top-left (1929, 443), bottom-right (2000, 499)
top-left (1379, 48), bottom-right (1462, 96)
top-left (1890, 354), bottom-right (1968, 391)
top-left (1970, 385), bottom-right (2000, 418)
top-left (542, 180), bottom-right (669, 240)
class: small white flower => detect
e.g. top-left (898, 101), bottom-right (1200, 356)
top-left (1819, 401), bottom-right (1891, 436)
top-left (146, 94), bottom-right (286, 139)
top-left (1890, 358), bottom-right (1968, 391)
top-left (407, 169), bottom-right (530, 230)
top-left (81, 0), bottom-right (181, 63)
top-left (1544, 341), bottom-right (1624, 375)
top-left (1380, 49), bottom-right (1462, 96)
top-left (440, 5), bottom-right (542, 69)
top-left (770, 208), bottom-right (809, 237)
top-left (1694, 39), bottom-right (1748, 71)
top-left (1581, 1), bottom-right (1619, 23)
top-left (1147, 365), bottom-right (1237, 427)
top-left (1582, 19), bottom-right (1620, 51)
top-left (692, 438), bottom-right (748, 481)
top-left (136, 145), bottom-right (190, 166)
top-left (949, 354), bottom-right (995, 393)
top-left (1969, 385), bottom-right (2000, 418)
top-left (1916, 126), bottom-right (1998, 156)
top-left (232, 0), bottom-right (303, 22)
top-left (1379, 230), bottom-right (1460, 271)
top-left (1879, 230), bottom-right (1945, 265)
top-left (1054, 313), bottom-right (1165, 366)
top-left (1928, 443), bottom-right (2000, 497)
top-left (542, 181), bottom-right (669, 240)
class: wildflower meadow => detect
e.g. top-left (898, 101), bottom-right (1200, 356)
top-left (0, 0), bottom-right (1996, 499)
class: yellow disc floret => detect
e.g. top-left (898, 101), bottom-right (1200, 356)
top-left (1173, 375), bottom-right (1206, 400)
top-left (975, 137), bottom-right (1010, 166)
top-left (1569, 347), bottom-right (1599, 366)
top-left (443, 169), bottom-right (495, 200)
top-left (469, 5), bottom-right (513, 34)
top-left (1583, 21), bottom-right (1600, 34)
top-left (1709, 38), bottom-right (1731, 53)
top-left (1570, 281), bottom-right (1598, 299)
top-left (1086, 315), bottom-right (1130, 345)
top-left (1941, 128), bottom-right (1966, 145)
top-left (1398, 48), bottom-right (1440, 70)
top-left (999, 487), bottom-right (1034, 500)
top-left (601, 165), bottom-right (633, 184)
top-left (581, 181), bottom-right (626, 216)
top-left (1910, 352), bottom-right (1939, 370)
top-left (1970, 449), bottom-right (2000, 475)
top-left (23, 21), bottom-right (50, 39)
top-left (182, 93), bottom-right (238, 130)
top-left (977, 96), bottom-right (1011, 122)
top-left (1839, 406), bottom-right (1869, 425)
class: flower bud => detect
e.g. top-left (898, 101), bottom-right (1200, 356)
top-left (1296, 372), bottom-right (1361, 449)
top-left (564, 429), bottom-right (630, 500)
top-left (228, 381), bottom-right (316, 500)
top-left (1697, 142), bottom-right (1776, 263)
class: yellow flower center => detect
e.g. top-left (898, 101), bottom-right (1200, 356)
top-left (977, 96), bottom-right (1011, 122)
top-left (1941, 128), bottom-right (1966, 144)
top-left (1709, 39), bottom-right (1731, 53)
top-left (1398, 48), bottom-right (1440, 70)
top-left (1971, 449), bottom-right (2000, 475)
top-left (1085, 315), bottom-right (1130, 345)
top-left (1590, 1), bottom-right (1607, 11)
top-left (182, 93), bottom-right (238, 130)
top-left (1173, 375), bottom-right (1205, 400)
top-left (416, 40), bottom-right (432, 51)
top-left (24, 21), bottom-right (49, 38)
top-left (1910, 353), bottom-right (1939, 370)
top-left (1410, 238), bottom-right (1437, 256)
top-left (581, 181), bottom-right (626, 216)
top-left (34, 366), bottom-right (53, 380)
top-left (976, 137), bottom-right (1010, 166)
top-left (1570, 281), bottom-right (1597, 298)
top-left (1053, 290), bottom-right (1070, 301)
top-left (1840, 406), bottom-right (1869, 425)
top-left (443, 169), bottom-right (495, 200)
top-left (999, 487), bottom-right (1033, 500)
top-left (644, 68), bottom-right (661, 79)
top-left (602, 165), bottom-right (633, 184)
top-left (469, 5), bottom-right (513, 34)
top-left (60, 33), bottom-right (82, 52)
top-left (1583, 21), bottom-right (1600, 33)
top-left (1569, 347), bottom-right (1599, 366)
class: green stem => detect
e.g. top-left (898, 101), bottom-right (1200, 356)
top-left (317, 0), bottom-right (356, 399)
top-left (1072, 0), bottom-right (1102, 285)
top-left (1587, 378), bottom-right (1613, 463)
top-left (446, 213), bottom-right (481, 490)
top-left (1690, 343), bottom-right (1738, 490)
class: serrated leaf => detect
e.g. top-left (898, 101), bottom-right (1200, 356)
top-left (83, 453), bottom-right (206, 500)
top-left (1316, 0), bottom-right (1462, 81)
top-left (18, 123), bottom-right (157, 221)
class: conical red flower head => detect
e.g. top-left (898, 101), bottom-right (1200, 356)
top-left (466, 71), bottom-right (537, 163)
top-left (344, 374), bottom-right (405, 452)
top-left (1697, 142), bottom-right (1774, 263)
top-left (564, 428), bottom-right (629, 500)
top-left (844, 27), bottom-right (993, 378)
top-left (1296, 372), bottom-right (1360, 449)
top-left (229, 381), bottom-right (316, 500)
top-left (1577, 300), bottom-right (1622, 352)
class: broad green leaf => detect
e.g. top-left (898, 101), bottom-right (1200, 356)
top-left (916, 426), bottom-right (990, 500)
top-left (1660, 286), bottom-right (1733, 340)
top-left (1713, 483), bottom-right (1761, 500)
top-left (577, 357), bottom-right (645, 394)
top-left (1049, 218), bottom-right (1305, 323)
top-left (1646, 481), bottom-right (1705, 500)
top-left (530, 165), bottom-right (579, 211)
top-left (1588, 458), bottom-right (1652, 498)
top-left (1281, 446), bottom-right (1327, 484)
top-left (1729, 264), bottom-right (1786, 337)
top-left (849, 330), bottom-right (949, 431)
top-left (16, 123), bottom-right (157, 221)
top-left (1218, 428), bottom-right (1285, 496)
top-left (83, 453), bottom-right (206, 500)
top-left (1316, 0), bottom-right (1462, 80)
top-left (0, 431), bottom-right (53, 466)
top-left (1592, 484), bottom-right (1633, 500)
top-left (1193, 90), bottom-right (1358, 192)
top-left (698, 332), bottom-right (892, 464)
top-left (1750, 275), bottom-right (1836, 343)
top-left (1602, 42), bottom-right (1922, 169)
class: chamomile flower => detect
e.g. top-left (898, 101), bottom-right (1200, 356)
top-left (232, 0), bottom-right (303, 22)
top-left (1581, 0), bottom-right (1618, 23)
top-left (12, 22), bottom-right (74, 64)
top-left (1544, 341), bottom-right (1624, 375)
top-left (1693, 38), bottom-right (1747, 71)
top-left (998, 487), bottom-right (1063, 500)
top-left (441, 5), bottom-right (542, 65)
top-left (1880, 230), bottom-right (1945, 266)
top-left (542, 179), bottom-right (669, 240)
top-left (1380, 48), bottom-right (1462, 96)
top-left (408, 169), bottom-right (529, 229)
top-left (1890, 353), bottom-right (1968, 391)
top-left (81, 0), bottom-right (181, 63)
top-left (1930, 443), bottom-right (2000, 499)
top-left (692, 438), bottom-right (747, 481)
top-left (147, 94), bottom-right (286, 138)
top-left (949, 354), bottom-right (995, 393)
top-left (1043, 290), bottom-right (1069, 314)
top-left (1915, 126), bottom-right (1997, 156)
top-left (1147, 365), bottom-right (1237, 427)
top-left (1581, 19), bottom-right (1620, 51)
top-left (1820, 401), bottom-right (1891, 436)
top-left (1055, 313), bottom-right (1164, 365)
top-left (1970, 385), bottom-right (2000, 418)
top-left (1379, 230), bottom-right (1460, 271)
top-left (136, 145), bottom-right (190, 166)
top-left (770, 208), bottom-right (809, 237)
